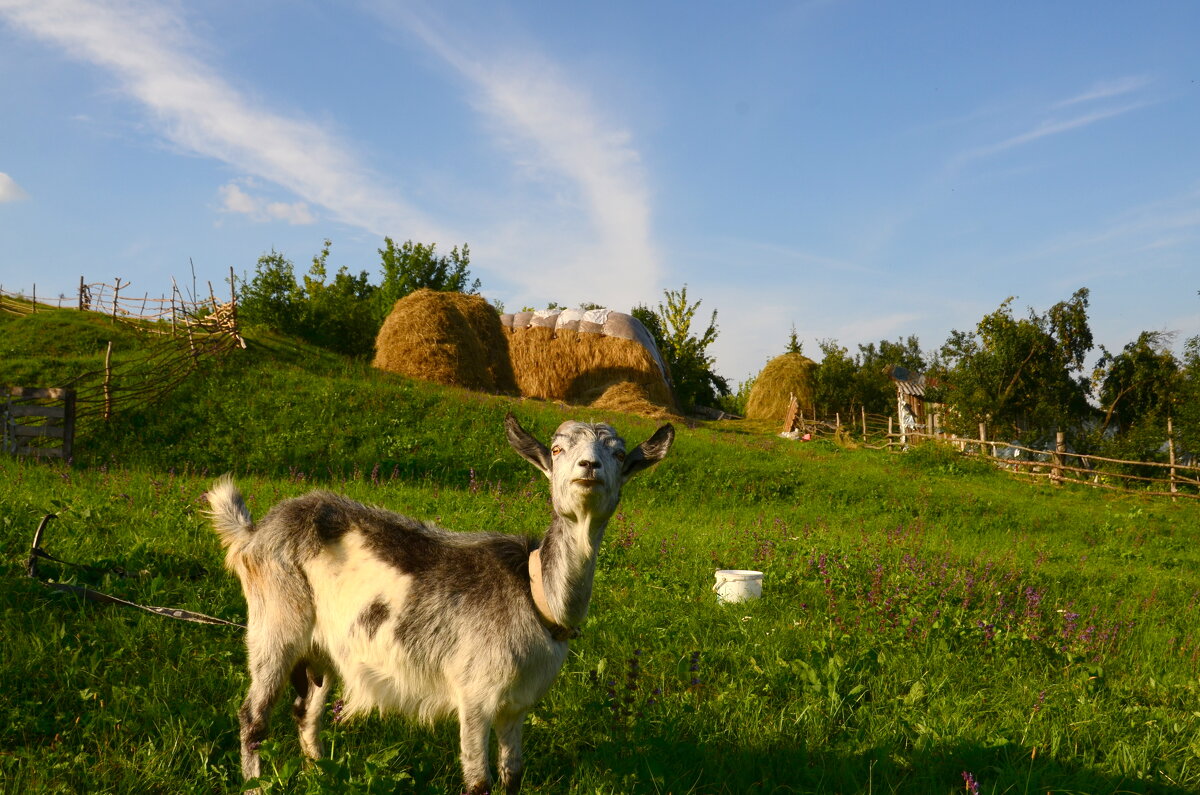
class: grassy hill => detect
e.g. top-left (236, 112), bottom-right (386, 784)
top-left (2, 308), bottom-right (1199, 793)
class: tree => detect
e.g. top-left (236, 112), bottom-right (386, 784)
top-left (374, 238), bottom-right (478, 323)
top-left (1093, 331), bottom-right (1178, 434)
top-left (238, 250), bottom-right (304, 335)
top-left (786, 324), bottom-right (803, 355)
top-left (300, 240), bottom-right (377, 356)
top-left (238, 237), bottom-right (482, 358)
top-left (633, 285), bottom-right (729, 411)
top-left (809, 336), bottom-right (925, 419)
top-left (812, 339), bottom-right (857, 417)
top-left (932, 289), bottom-right (1093, 441)
top-left (854, 336), bottom-right (925, 416)
top-left (1177, 334), bottom-right (1200, 456)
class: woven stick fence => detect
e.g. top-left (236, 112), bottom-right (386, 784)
top-left (3, 271), bottom-right (245, 449)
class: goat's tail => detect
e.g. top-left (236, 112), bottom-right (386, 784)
top-left (206, 475), bottom-right (254, 568)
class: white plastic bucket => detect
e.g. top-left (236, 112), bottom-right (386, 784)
top-left (713, 569), bottom-right (763, 604)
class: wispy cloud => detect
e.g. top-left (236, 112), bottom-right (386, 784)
top-left (1055, 75), bottom-right (1152, 108)
top-left (955, 76), bottom-right (1154, 163)
top-left (0, 0), bottom-right (439, 238)
top-left (0, 171), bottom-right (28, 202)
top-left (375, 5), bottom-right (659, 306)
top-left (218, 181), bottom-right (315, 226)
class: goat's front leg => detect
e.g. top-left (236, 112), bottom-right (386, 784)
top-left (457, 704), bottom-right (494, 794)
top-left (495, 712), bottom-right (525, 794)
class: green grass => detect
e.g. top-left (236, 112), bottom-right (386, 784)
top-left (3, 309), bottom-right (1200, 793)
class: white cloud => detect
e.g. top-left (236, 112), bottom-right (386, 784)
top-left (377, 6), bottom-right (660, 307)
top-left (0, 0), bottom-right (440, 238)
top-left (1055, 75), bottom-right (1152, 108)
top-left (218, 182), bottom-right (315, 225)
top-left (951, 77), bottom-right (1154, 165)
top-left (0, 172), bottom-right (29, 202)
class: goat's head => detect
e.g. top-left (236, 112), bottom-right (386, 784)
top-left (505, 413), bottom-right (674, 522)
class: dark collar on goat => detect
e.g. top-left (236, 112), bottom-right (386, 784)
top-left (528, 548), bottom-right (581, 642)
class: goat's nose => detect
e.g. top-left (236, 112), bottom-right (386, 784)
top-left (578, 458), bottom-right (600, 473)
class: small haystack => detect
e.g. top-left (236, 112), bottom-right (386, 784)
top-left (588, 381), bottom-right (678, 421)
top-left (744, 352), bottom-right (817, 422)
top-left (500, 309), bottom-right (675, 414)
top-left (373, 289), bottom-right (517, 393)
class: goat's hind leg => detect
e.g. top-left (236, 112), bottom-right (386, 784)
top-left (291, 660), bottom-right (330, 761)
top-left (238, 624), bottom-right (308, 780)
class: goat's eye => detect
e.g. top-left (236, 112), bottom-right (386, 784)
top-left (551, 445), bottom-right (563, 457)
top-left (614, 450), bottom-right (626, 462)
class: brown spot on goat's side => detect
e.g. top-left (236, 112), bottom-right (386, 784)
top-left (358, 599), bottom-right (389, 640)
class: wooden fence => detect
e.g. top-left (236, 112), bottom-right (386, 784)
top-left (1, 269), bottom-right (242, 344)
top-left (777, 406), bottom-right (1198, 500)
top-left (889, 429), bottom-right (1200, 499)
top-left (4, 388), bottom-right (75, 459)
top-left (3, 272), bottom-right (245, 457)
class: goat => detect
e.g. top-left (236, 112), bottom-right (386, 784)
top-left (207, 412), bottom-right (674, 793)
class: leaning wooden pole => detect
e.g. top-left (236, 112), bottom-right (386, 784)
top-left (1168, 416), bottom-right (1177, 496)
top-left (103, 341), bottom-right (113, 421)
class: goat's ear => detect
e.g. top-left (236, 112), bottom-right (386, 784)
top-left (505, 412), bottom-right (553, 477)
top-left (622, 423), bottom-right (675, 482)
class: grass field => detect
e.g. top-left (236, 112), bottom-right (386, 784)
top-left (3, 309), bottom-right (1200, 793)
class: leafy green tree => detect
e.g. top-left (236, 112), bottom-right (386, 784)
top-left (810, 336), bottom-right (925, 419)
top-left (932, 289), bottom-right (1093, 441)
top-left (1177, 333), bottom-right (1200, 456)
top-left (300, 240), bottom-right (377, 356)
top-left (239, 238), bottom-right (482, 357)
top-left (854, 336), bottom-right (925, 416)
top-left (812, 339), bottom-right (857, 417)
top-left (1093, 331), bottom-right (1179, 435)
top-left (633, 285), bottom-right (730, 411)
top-left (374, 238), bottom-right (477, 323)
top-left (238, 249), bottom-right (305, 335)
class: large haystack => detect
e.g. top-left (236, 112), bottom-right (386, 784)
top-left (500, 309), bottom-right (676, 414)
top-left (745, 352), bottom-right (816, 422)
top-left (373, 289), bottom-right (517, 393)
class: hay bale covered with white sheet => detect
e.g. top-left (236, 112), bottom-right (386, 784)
top-left (499, 308), bottom-right (676, 414)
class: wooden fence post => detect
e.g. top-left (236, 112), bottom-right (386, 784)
top-left (1168, 416), bottom-right (1177, 496)
top-left (861, 407), bottom-right (867, 440)
top-left (979, 423), bottom-right (988, 456)
top-left (103, 341), bottom-right (113, 421)
top-left (62, 389), bottom-right (76, 460)
top-left (79, 276), bottom-right (85, 311)
top-left (31, 284), bottom-right (36, 313)
top-left (1052, 431), bottom-right (1064, 484)
top-left (111, 278), bottom-right (121, 323)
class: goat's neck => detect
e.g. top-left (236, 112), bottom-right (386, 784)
top-left (538, 512), bottom-right (609, 629)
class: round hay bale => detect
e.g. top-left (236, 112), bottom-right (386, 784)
top-left (744, 352), bottom-right (817, 421)
top-left (373, 289), bottom-right (517, 393)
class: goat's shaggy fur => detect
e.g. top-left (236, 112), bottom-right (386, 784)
top-left (208, 413), bottom-right (673, 793)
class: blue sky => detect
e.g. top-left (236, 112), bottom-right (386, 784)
top-left (2, 1), bottom-right (1198, 385)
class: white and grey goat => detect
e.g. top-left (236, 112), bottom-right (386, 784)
top-left (207, 412), bottom-right (674, 793)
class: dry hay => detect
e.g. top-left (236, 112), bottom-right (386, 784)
top-left (505, 324), bottom-right (675, 412)
top-left (587, 380), bottom-right (681, 421)
top-left (745, 352), bottom-right (817, 422)
top-left (373, 289), bottom-right (517, 393)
